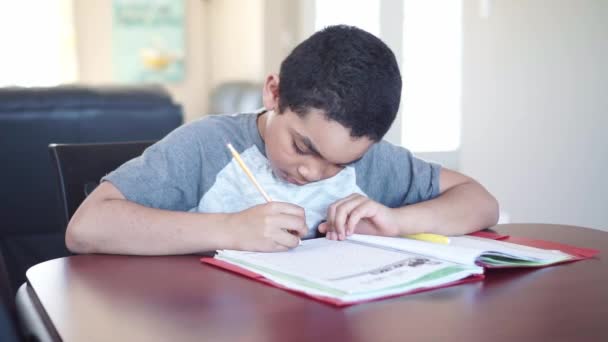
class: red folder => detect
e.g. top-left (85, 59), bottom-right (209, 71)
top-left (201, 233), bottom-right (599, 307)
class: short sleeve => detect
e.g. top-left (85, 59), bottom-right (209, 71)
top-left (401, 152), bottom-right (442, 205)
top-left (354, 141), bottom-right (442, 208)
top-left (102, 123), bottom-right (203, 211)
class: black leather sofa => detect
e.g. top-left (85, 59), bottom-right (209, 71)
top-left (0, 84), bottom-right (183, 298)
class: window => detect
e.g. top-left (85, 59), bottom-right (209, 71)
top-left (402, 0), bottom-right (462, 152)
top-left (0, 0), bottom-right (77, 87)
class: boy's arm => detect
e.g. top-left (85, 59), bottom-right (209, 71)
top-left (393, 168), bottom-right (499, 236)
top-left (320, 168), bottom-right (499, 239)
top-left (66, 182), bottom-right (307, 255)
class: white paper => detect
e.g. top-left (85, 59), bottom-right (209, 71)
top-left (218, 238), bottom-right (481, 295)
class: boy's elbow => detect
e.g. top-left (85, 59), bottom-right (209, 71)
top-left (65, 183), bottom-right (122, 254)
top-left (65, 213), bottom-right (97, 254)
top-left (485, 194), bottom-right (500, 228)
top-left (65, 227), bottom-right (86, 254)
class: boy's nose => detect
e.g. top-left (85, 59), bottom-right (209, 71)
top-left (298, 164), bottom-right (322, 183)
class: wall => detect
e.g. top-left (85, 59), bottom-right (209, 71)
top-left (207, 0), bottom-right (264, 89)
top-left (74, 0), bottom-right (263, 122)
top-left (461, 0), bottom-right (608, 230)
top-left (263, 0), bottom-right (302, 76)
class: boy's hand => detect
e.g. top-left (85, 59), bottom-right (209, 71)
top-left (318, 194), bottom-right (400, 240)
top-left (228, 202), bottom-right (308, 252)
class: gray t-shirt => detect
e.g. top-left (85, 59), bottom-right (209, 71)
top-left (103, 112), bottom-right (441, 238)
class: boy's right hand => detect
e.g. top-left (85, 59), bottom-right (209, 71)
top-left (227, 202), bottom-right (308, 252)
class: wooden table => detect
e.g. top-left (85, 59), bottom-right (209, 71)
top-left (15, 224), bottom-right (608, 342)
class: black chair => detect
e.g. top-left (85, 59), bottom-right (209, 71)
top-left (0, 253), bottom-right (21, 342)
top-left (48, 141), bottom-right (156, 228)
top-left (12, 141), bottom-right (156, 342)
top-left (13, 141), bottom-right (155, 341)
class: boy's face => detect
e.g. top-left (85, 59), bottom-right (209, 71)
top-left (259, 75), bottom-right (374, 185)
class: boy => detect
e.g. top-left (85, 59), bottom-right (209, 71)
top-left (66, 25), bottom-right (498, 255)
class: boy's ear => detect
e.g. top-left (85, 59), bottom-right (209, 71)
top-left (262, 74), bottom-right (280, 111)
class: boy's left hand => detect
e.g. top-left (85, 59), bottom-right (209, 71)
top-left (318, 193), bottom-right (400, 240)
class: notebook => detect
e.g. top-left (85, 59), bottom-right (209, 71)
top-left (202, 233), bottom-right (598, 306)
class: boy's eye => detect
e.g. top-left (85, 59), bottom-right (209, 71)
top-left (292, 141), bottom-right (307, 155)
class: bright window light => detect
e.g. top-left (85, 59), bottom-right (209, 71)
top-left (402, 0), bottom-right (462, 152)
top-left (314, 0), bottom-right (380, 36)
top-left (0, 0), bottom-right (77, 87)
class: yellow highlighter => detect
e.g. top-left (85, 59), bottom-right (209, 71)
top-left (404, 233), bottom-right (450, 245)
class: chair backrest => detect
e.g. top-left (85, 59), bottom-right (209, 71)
top-left (209, 81), bottom-right (263, 114)
top-left (48, 141), bottom-right (155, 228)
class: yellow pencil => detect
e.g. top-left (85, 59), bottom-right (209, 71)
top-left (226, 143), bottom-right (302, 244)
top-left (227, 143), bottom-right (272, 202)
top-left (404, 233), bottom-right (450, 245)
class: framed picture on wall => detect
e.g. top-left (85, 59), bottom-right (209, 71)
top-left (112, 0), bottom-right (185, 83)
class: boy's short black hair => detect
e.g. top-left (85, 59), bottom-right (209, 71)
top-left (278, 25), bottom-right (401, 142)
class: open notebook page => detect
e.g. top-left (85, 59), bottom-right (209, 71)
top-left (448, 235), bottom-right (572, 266)
top-left (348, 234), bottom-right (572, 267)
top-left (217, 238), bottom-right (481, 296)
